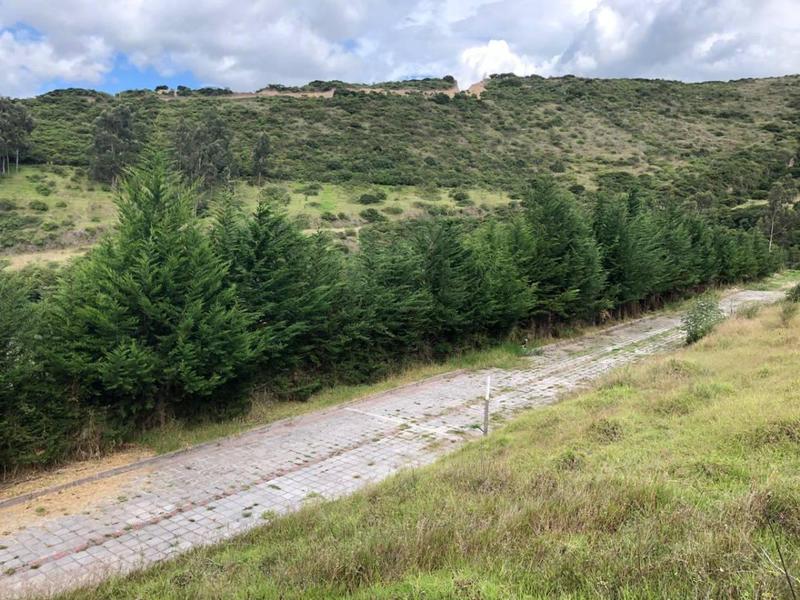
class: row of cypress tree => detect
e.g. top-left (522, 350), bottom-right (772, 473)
top-left (0, 154), bottom-right (780, 471)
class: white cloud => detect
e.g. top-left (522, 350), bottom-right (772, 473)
top-left (0, 29), bottom-right (112, 97)
top-left (458, 40), bottom-right (553, 85)
top-left (1, 0), bottom-right (799, 97)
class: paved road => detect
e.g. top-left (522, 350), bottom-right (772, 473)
top-left (0, 290), bottom-right (782, 599)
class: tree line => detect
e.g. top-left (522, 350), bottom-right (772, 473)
top-left (0, 98), bottom-right (35, 176)
top-left (0, 154), bottom-right (780, 472)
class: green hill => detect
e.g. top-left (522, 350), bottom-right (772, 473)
top-left (22, 75), bottom-right (800, 193)
top-left (2, 74), bottom-right (799, 257)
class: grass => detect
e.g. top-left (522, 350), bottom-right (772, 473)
top-left (0, 165), bottom-right (114, 251)
top-left (0, 165), bottom-right (511, 259)
top-left (748, 269), bottom-right (800, 290)
top-left (134, 341), bottom-right (527, 455)
top-left (61, 299), bottom-right (800, 599)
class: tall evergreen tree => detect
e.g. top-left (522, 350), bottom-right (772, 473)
top-left (411, 220), bottom-right (481, 347)
top-left (652, 204), bottom-right (699, 294)
top-left (340, 229), bottom-right (435, 379)
top-left (212, 198), bottom-right (342, 396)
top-left (46, 153), bottom-right (254, 429)
top-left (0, 271), bottom-right (77, 469)
top-left (466, 219), bottom-right (536, 332)
top-left (521, 178), bottom-right (607, 321)
top-left (593, 193), bottom-right (660, 311)
top-left (252, 133), bottom-right (270, 185)
top-left (173, 108), bottom-right (235, 189)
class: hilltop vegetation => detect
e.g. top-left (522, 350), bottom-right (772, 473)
top-left (19, 75), bottom-right (800, 198)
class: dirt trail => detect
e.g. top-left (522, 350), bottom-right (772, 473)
top-left (0, 289), bottom-right (783, 599)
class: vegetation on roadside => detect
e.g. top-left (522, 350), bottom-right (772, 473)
top-left (0, 154), bottom-right (780, 472)
top-left (682, 293), bottom-right (725, 343)
top-left (61, 301), bottom-right (800, 599)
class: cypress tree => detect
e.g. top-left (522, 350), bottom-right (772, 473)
top-left (212, 198), bottom-right (342, 397)
top-left (521, 178), bottom-right (607, 321)
top-left (46, 153), bottom-right (254, 430)
top-left (0, 271), bottom-right (78, 468)
top-left (340, 228), bottom-right (434, 380)
top-left (411, 219), bottom-right (481, 348)
top-left (466, 219), bottom-right (536, 333)
top-left (593, 193), bottom-right (660, 311)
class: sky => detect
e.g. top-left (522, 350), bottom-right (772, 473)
top-left (1, 0), bottom-right (799, 98)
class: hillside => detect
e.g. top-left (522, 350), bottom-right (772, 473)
top-left (3, 74), bottom-right (797, 260)
top-left (20, 74), bottom-right (800, 200)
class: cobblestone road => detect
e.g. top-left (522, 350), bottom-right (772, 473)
top-left (0, 290), bottom-right (781, 599)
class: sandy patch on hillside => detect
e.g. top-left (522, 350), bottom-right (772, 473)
top-left (467, 80), bottom-right (487, 98)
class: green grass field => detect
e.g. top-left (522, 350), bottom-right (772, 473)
top-left (60, 291), bottom-right (800, 599)
top-left (0, 165), bottom-right (115, 252)
top-left (0, 165), bottom-right (511, 265)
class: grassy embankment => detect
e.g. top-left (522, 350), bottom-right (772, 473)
top-left (61, 289), bottom-right (800, 599)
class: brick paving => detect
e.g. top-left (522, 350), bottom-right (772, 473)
top-left (0, 289), bottom-right (781, 599)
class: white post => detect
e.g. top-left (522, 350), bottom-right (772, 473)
top-left (483, 375), bottom-right (491, 436)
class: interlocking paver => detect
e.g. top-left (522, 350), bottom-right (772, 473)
top-left (0, 290), bottom-right (780, 599)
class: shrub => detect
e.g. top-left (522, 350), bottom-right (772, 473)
top-left (736, 303), bottom-right (761, 319)
top-left (260, 185), bottom-right (291, 206)
top-left (35, 181), bottom-right (55, 196)
top-left (381, 206), bottom-right (404, 215)
top-left (781, 302), bottom-right (798, 326)
top-left (360, 208), bottom-right (387, 223)
top-left (297, 183), bottom-right (322, 196)
top-left (786, 282), bottom-right (800, 304)
top-left (0, 199), bottom-right (17, 211)
top-left (55, 200), bottom-right (68, 208)
top-left (28, 200), bottom-right (49, 211)
top-left (357, 192), bottom-right (385, 205)
top-left (320, 212), bottom-right (337, 222)
top-left (682, 294), bottom-right (724, 344)
top-left (293, 213), bottom-right (311, 229)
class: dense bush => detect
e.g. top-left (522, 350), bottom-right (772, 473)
top-left (682, 294), bottom-right (725, 343)
top-left (787, 282), bottom-right (800, 303)
top-left (360, 208), bottom-right (387, 222)
top-left (357, 192), bottom-right (384, 205)
top-left (28, 200), bottom-right (49, 211)
top-left (0, 270), bottom-right (80, 470)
